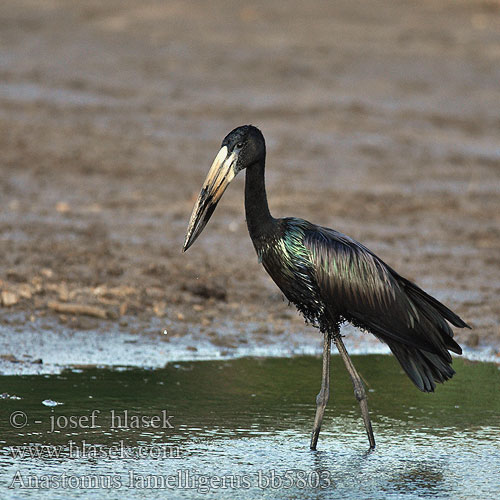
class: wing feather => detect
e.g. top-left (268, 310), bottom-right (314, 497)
top-left (303, 225), bottom-right (463, 358)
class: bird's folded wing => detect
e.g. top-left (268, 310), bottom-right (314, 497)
top-left (303, 226), bottom-right (461, 357)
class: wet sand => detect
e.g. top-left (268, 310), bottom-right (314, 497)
top-left (1, 0), bottom-right (499, 372)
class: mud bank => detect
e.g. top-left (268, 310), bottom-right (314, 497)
top-left (1, 0), bottom-right (499, 363)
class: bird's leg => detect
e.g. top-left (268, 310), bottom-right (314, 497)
top-left (333, 335), bottom-right (376, 450)
top-left (310, 331), bottom-right (332, 451)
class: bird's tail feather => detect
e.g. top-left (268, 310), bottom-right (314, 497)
top-left (386, 340), bottom-right (456, 392)
top-left (398, 275), bottom-right (470, 330)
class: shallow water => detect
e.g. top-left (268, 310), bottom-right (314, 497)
top-left (0, 355), bottom-right (499, 499)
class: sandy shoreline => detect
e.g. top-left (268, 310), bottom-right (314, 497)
top-left (1, 0), bottom-right (499, 370)
top-left (0, 314), bottom-right (497, 376)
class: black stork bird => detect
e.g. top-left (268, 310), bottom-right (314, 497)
top-left (183, 125), bottom-right (469, 450)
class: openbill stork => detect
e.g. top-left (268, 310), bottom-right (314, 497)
top-left (183, 125), bottom-right (469, 450)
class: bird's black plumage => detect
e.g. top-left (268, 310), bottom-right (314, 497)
top-left (183, 124), bottom-right (470, 447)
top-left (255, 217), bottom-right (467, 392)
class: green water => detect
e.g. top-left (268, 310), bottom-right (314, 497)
top-left (0, 355), bottom-right (499, 499)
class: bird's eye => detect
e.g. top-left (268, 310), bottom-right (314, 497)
top-left (236, 142), bottom-right (244, 149)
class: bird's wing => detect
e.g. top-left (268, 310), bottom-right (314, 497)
top-left (302, 225), bottom-right (461, 357)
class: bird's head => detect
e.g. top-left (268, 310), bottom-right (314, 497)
top-left (182, 125), bottom-right (265, 252)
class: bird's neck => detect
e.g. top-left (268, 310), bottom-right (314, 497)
top-left (244, 159), bottom-right (274, 242)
